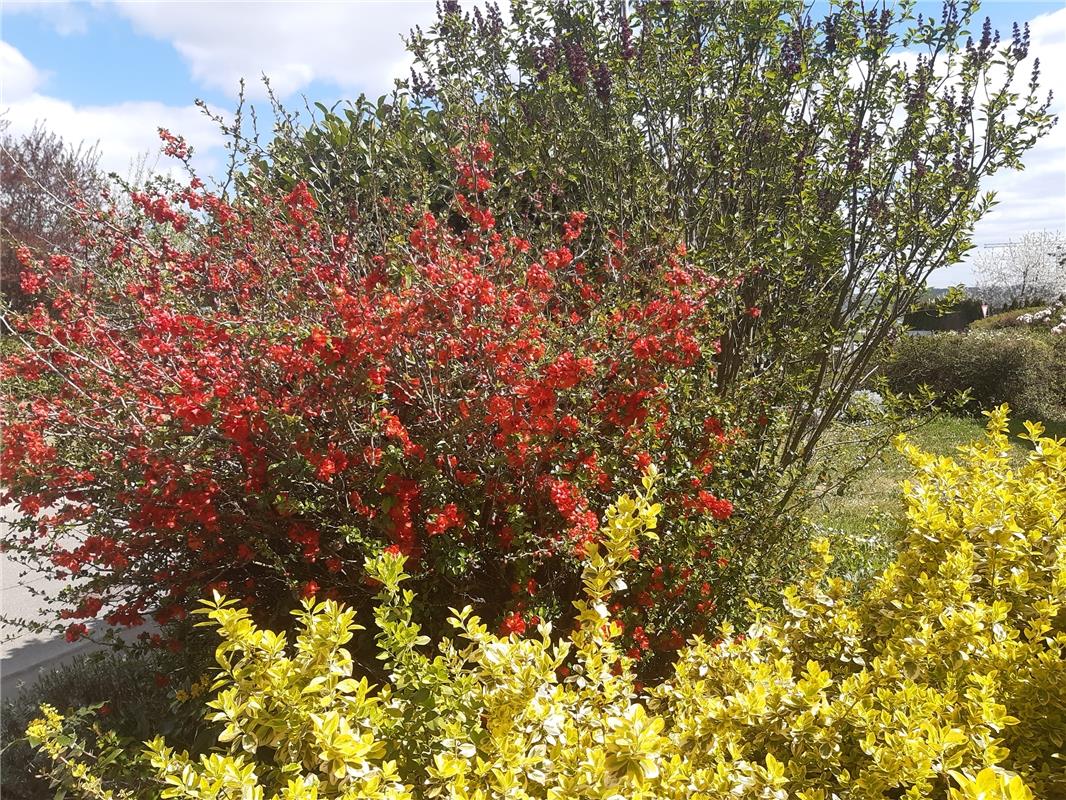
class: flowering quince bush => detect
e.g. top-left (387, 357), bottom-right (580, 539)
top-left (28, 411), bottom-right (1066, 799)
top-left (2, 132), bottom-right (760, 662)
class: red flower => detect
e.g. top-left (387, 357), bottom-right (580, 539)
top-left (284, 181), bottom-right (318, 215)
top-left (558, 415), bottom-right (580, 437)
top-left (473, 139), bottom-right (494, 164)
top-left (64, 623), bottom-right (89, 642)
top-left (632, 625), bottom-right (650, 651)
top-left (19, 271), bottom-right (42, 295)
top-left (631, 336), bottom-right (659, 360)
top-left (0, 133), bottom-right (751, 652)
top-left (426, 503), bottom-right (466, 536)
top-left (695, 491), bottom-right (734, 521)
top-left (562, 211), bottom-right (587, 242)
top-left (500, 611), bottom-right (527, 636)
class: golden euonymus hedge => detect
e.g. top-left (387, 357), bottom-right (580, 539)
top-left (29, 407), bottom-right (1066, 799)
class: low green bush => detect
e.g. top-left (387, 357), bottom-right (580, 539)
top-left (0, 639), bottom-right (210, 799)
top-left (24, 408), bottom-right (1066, 799)
top-left (882, 330), bottom-right (1066, 423)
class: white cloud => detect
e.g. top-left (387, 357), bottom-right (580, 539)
top-left (110, 0), bottom-right (437, 99)
top-left (0, 40), bottom-right (45, 101)
top-left (3, 0), bottom-right (93, 35)
top-left (2, 43), bottom-right (225, 179)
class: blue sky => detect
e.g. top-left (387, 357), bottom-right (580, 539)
top-left (2, 0), bottom-right (1064, 285)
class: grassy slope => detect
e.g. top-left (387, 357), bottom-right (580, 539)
top-left (968, 305), bottom-right (1049, 331)
top-left (812, 415), bottom-right (986, 532)
top-left (809, 414), bottom-right (1038, 585)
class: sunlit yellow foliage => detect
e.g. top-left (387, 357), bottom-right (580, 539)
top-left (29, 415), bottom-right (1066, 798)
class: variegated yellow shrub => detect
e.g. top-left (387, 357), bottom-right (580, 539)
top-left (28, 408), bottom-right (1066, 799)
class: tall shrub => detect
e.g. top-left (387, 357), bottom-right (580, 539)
top-left (1, 0), bottom-right (1055, 661)
top-left (3, 138), bottom-right (770, 663)
top-left (256, 0), bottom-right (1055, 512)
top-left (0, 121), bottom-right (104, 310)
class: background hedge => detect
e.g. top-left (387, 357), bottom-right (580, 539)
top-left (882, 330), bottom-right (1066, 424)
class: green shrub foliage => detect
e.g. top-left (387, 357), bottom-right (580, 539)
top-left (883, 331), bottom-right (1066, 423)
top-left (0, 636), bottom-right (213, 799)
top-left (28, 408), bottom-right (1066, 799)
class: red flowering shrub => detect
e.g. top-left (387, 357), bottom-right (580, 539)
top-left (2, 132), bottom-right (770, 665)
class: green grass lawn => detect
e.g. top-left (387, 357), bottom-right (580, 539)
top-left (808, 413), bottom-right (1043, 585)
top-left (812, 415), bottom-right (987, 533)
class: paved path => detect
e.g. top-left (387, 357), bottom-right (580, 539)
top-left (1, 504), bottom-right (161, 700)
top-left (0, 503), bottom-right (104, 700)
top-left (0, 551), bottom-right (95, 699)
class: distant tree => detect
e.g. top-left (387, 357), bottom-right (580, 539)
top-left (1, 121), bottom-right (104, 309)
top-left (974, 230), bottom-right (1066, 309)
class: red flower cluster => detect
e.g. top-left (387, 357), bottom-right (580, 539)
top-left (692, 491), bottom-right (735, 521)
top-left (426, 503), bottom-right (466, 537)
top-left (1, 129), bottom-right (754, 658)
top-left (500, 611), bottom-right (527, 636)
